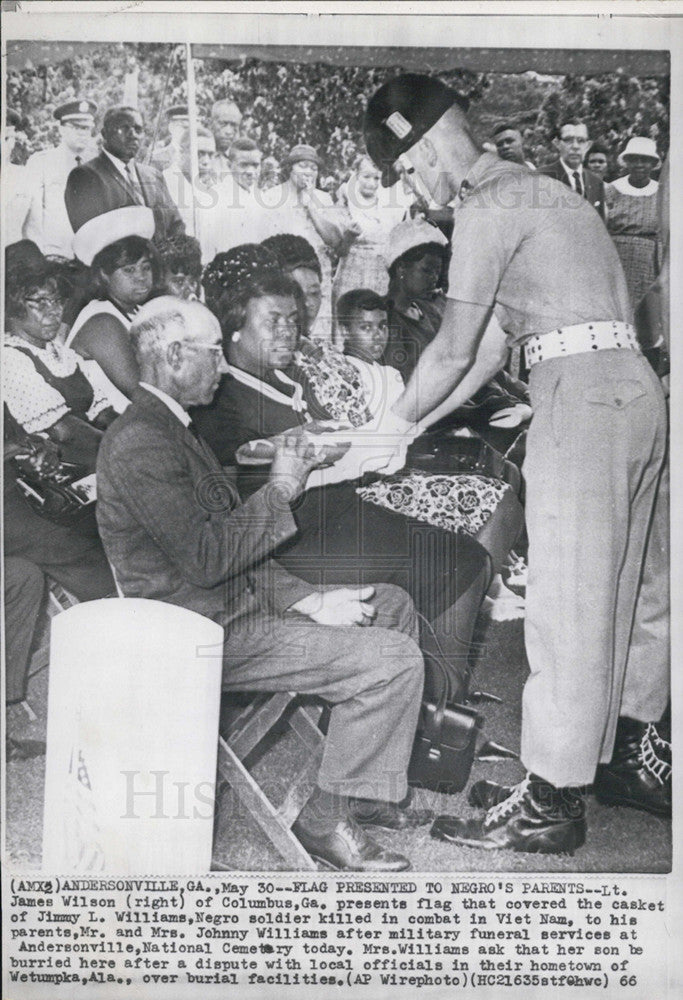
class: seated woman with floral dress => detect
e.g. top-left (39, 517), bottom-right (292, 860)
top-left (3, 241), bottom-right (123, 533)
top-left (192, 245), bottom-right (493, 701)
top-left (65, 206), bottom-right (159, 402)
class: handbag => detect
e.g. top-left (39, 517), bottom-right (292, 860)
top-left (5, 405), bottom-right (97, 527)
top-left (407, 431), bottom-right (505, 479)
top-left (408, 656), bottom-right (484, 794)
top-left (12, 458), bottom-right (97, 527)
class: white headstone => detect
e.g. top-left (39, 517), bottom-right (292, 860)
top-left (43, 598), bottom-right (224, 873)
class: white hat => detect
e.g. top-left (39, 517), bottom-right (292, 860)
top-left (618, 136), bottom-right (661, 168)
top-left (382, 218), bottom-right (449, 270)
top-left (72, 206), bottom-right (155, 266)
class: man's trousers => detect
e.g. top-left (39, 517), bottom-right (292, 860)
top-left (522, 348), bottom-right (668, 787)
top-left (220, 583), bottom-right (424, 804)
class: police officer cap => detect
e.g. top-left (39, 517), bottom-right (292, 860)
top-left (7, 109), bottom-right (22, 128)
top-left (167, 105), bottom-right (189, 121)
top-left (364, 74), bottom-right (467, 186)
top-left (54, 99), bottom-right (97, 123)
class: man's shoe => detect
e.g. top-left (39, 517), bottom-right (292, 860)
top-left (594, 718), bottom-right (671, 818)
top-left (431, 776), bottom-right (586, 855)
top-left (292, 817), bottom-right (411, 871)
top-left (349, 797), bottom-right (434, 830)
top-left (468, 779), bottom-right (515, 810)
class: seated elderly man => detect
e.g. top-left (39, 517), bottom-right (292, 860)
top-left (96, 296), bottom-right (429, 872)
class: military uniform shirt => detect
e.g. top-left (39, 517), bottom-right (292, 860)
top-left (446, 153), bottom-right (632, 346)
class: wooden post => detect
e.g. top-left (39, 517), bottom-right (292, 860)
top-left (185, 42), bottom-right (200, 237)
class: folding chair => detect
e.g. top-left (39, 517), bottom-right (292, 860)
top-left (215, 692), bottom-right (325, 870)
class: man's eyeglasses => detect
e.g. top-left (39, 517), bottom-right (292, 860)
top-left (181, 341), bottom-right (225, 361)
top-left (559, 134), bottom-right (589, 146)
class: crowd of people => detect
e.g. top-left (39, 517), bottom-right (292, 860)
top-left (3, 77), bottom-right (670, 871)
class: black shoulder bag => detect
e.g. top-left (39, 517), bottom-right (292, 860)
top-left (408, 656), bottom-right (484, 795)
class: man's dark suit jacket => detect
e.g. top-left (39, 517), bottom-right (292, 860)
top-left (65, 151), bottom-right (185, 243)
top-left (540, 159), bottom-right (606, 220)
top-left (96, 387), bottom-right (313, 630)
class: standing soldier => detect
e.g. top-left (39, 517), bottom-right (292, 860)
top-left (363, 74), bottom-right (670, 854)
top-left (23, 99), bottom-right (98, 257)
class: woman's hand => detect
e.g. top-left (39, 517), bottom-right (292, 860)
top-left (27, 439), bottom-right (62, 477)
top-left (46, 414), bottom-right (104, 474)
top-left (298, 183), bottom-right (316, 207)
top-left (338, 222), bottom-right (362, 256)
top-left (92, 407), bottom-right (119, 431)
top-left (12, 437), bottom-right (62, 477)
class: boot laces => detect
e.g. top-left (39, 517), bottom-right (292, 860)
top-left (484, 776), bottom-right (529, 829)
top-left (638, 723), bottom-right (671, 785)
top-left (506, 551), bottom-right (528, 584)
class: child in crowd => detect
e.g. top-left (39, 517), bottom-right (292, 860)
top-left (155, 234), bottom-right (203, 300)
top-left (337, 287), bottom-right (390, 364)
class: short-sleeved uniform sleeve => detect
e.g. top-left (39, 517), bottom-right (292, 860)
top-left (2, 347), bottom-right (70, 434)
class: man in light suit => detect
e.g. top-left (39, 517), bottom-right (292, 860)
top-left (540, 118), bottom-right (606, 220)
top-left (96, 297), bottom-right (431, 871)
top-left (23, 99), bottom-right (98, 257)
top-left (64, 105), bottom-right (185, 243)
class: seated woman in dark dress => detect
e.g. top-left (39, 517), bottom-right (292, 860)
top-left (3, 241), bottom-right (123, 546)
top-left (193, 245), bottom-right (492, 700)
top-left (3, 241), bottom-right (121, 474)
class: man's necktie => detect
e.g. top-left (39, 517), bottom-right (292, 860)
top-left (572, 171), bottom-right (584, 198)
top-left (125, 161), bottom-right (145, 205)
top-left (75, 155), bottom-right (82, 167)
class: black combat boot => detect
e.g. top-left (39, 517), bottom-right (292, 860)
top-left (468, 778), bottom-right (515, 810)
top-left (431, 774), bottom-right (586, 855)
top-left (593, 717), bottom-right (671, 817)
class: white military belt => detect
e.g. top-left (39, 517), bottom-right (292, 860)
top-left (524, 321), bottom-right (640, 368)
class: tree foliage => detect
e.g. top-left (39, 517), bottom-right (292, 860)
top-left (6, 42), bottom-right (668, 176)
top-left (531, 72), bottom-right (669, 166)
